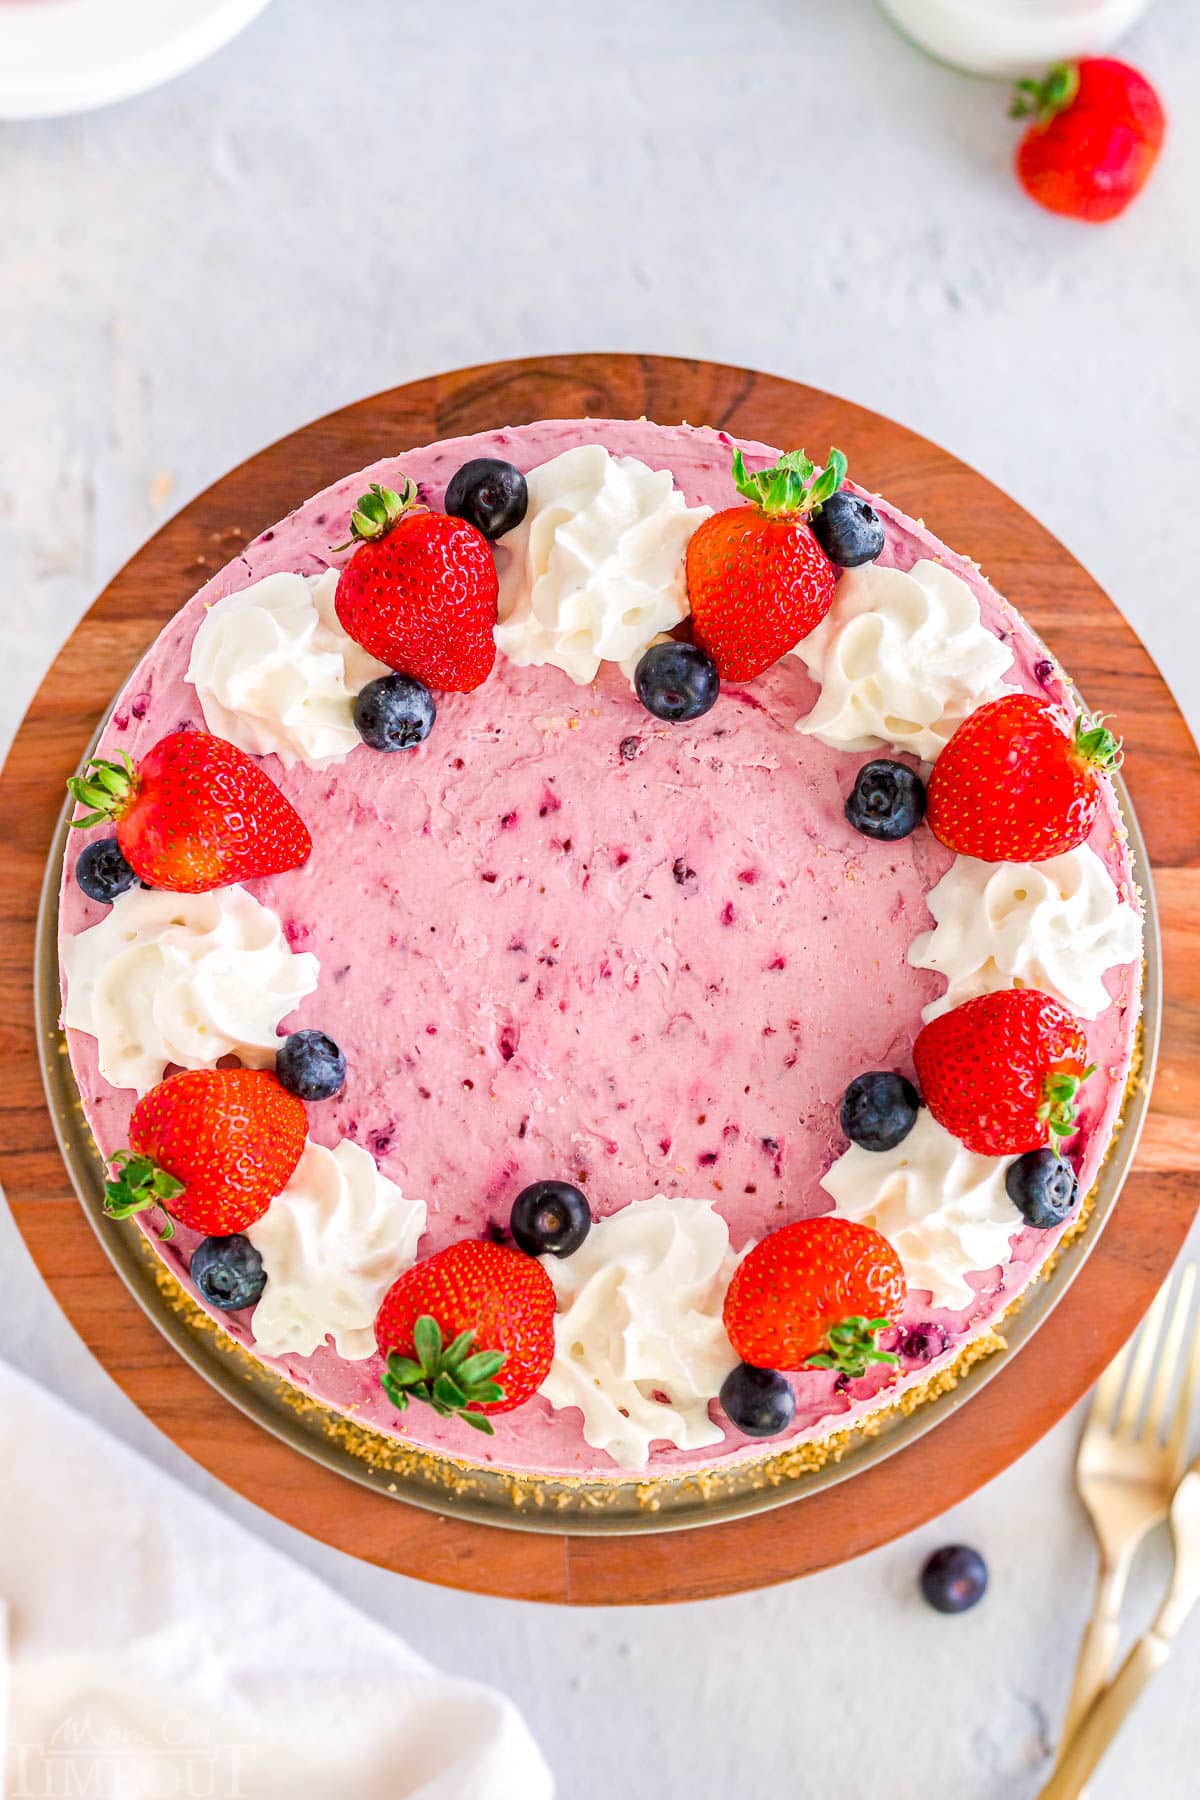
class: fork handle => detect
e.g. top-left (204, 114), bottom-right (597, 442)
top-left (1057, 1562), bottom-right (1128, 1745)
top-left (1040, 1628), bottom-right (1170, 1799)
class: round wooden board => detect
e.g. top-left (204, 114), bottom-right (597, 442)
top-left (3, 355), bottom-right (1198, 1605)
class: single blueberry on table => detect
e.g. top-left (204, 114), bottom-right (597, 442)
top-left (444, 458), bottom-right (528, 539)
top-left (840, 1071), bottom-right (920, 1152)
top-left (845, 759), bottom-right (927, 841)
top-left (276, 1029), bottom-right (347, 1101)
top-left (634, 641), bottom-right (720, 723)
top-left (510, 1181), bottom-right (592, 1257)
top-left (1006, 1148), bottom-right (1078, 1229)
top-left (190, 1235), bottom-right (267, 1311)
top-left (810, 489), bottom-right (886, 567)
top-left (920, 1545), bottom-right (989, 1614)
top-left (720, 1363), bottom-right (796, 1438)
top-left (76, 836), bottom-right (138, 903)
top-left (354, 674), bottom-right (436, 752)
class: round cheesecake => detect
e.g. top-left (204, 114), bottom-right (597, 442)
top-left (57, 417), bottom-right (1144, 1482)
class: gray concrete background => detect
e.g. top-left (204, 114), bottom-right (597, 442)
top-left (2, 2), bottom-right (1198, 1794)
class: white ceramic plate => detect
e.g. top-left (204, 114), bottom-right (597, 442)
top-left (0, 0), bottom-right (273, 120)
top-left (877, 0), bottom-right (1154, 76)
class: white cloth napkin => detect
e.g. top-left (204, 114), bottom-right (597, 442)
top-left (0, 1360), bottom-right (554, 1799)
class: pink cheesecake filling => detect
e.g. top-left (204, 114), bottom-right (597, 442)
top-left (58, 419), bottom-right (1143, 1479)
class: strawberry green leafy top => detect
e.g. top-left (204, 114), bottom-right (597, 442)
top-left (731, 447), bottom-right (848, 519)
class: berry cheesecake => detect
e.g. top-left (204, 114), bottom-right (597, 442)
top-left (57, 418), bottom-right (1144, 1485)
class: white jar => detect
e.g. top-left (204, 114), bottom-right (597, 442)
top-left (877, 0), bottom-right (1156, 77)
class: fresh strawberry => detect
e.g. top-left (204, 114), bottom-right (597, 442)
top-left (67, 730), bottom-right (311, 894)
top-left (375, 1239), bottom-right (556, 1433)
top-left (686, 448), bottom-right (841, 682)
top-left (913, 988), bottom-right (1093, 1158)
top-left (926, 695), bottom-right (1122, 864)
top-left (1011, 59), bottom-right (1166, 224)
top-left (722, 1216), bottom-right (906, 1376)
top-left (334, 480), bottom-right (497, 692)
top-left (103, 1067), bottom-right (307, 1238)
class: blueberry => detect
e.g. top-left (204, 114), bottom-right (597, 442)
top-left (75, 837), bottom-right (138, 903)
top-left (920, 1545), bottom-right (989, 1614)
top-left (720, 1363), bottom-right (797, 1438)
top-left (634, 641), bottom-right (719, 723)
top-left (510, 1181), bottom-right (591, 1257)
top-left (276, 1029), bottom-right (347, 1101)
top-left (354, 674), bottom-right (435, 751)
top-left (897, 1322), bottom-right (950, 1363)
top-left (444, 458), bottom-right (528, 539)
top-left (1006, 1149), bottom-right (1078, 1229)
top-left (845, 759), bottom-right (926, 841)
top-left (811, 490), bottom-right (886, 568)
top-left (841, 1071), bottom-right (920, 1152)
top-left (190, 1235), bottom-right (266, 1311)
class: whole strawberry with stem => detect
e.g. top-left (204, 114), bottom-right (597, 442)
top-left (722, 1216), bottom-right (906, 1377)
top-left (686, 448), bottom-right (842, 682)
top-left (104, 1067), bottom-right (307, 1240)
top-left (67, 730), bottom-right (311, 893)
top-left (375, 1239), bottom-right (556, 1434)
top-left (1011, 59), bottom-right (1166, 224)
top-left (926, 695), bottom-right (1122, 864)
top-left (334, 480), bottom-right (497, 693)
top-left (914, 988), bottom-right (1094, 1159)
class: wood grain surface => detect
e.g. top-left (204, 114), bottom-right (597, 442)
top-left (2, 354), bottom-right (1197, 1605)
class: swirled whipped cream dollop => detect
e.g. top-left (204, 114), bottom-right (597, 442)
top-left (539, 1195), bottom-right (741, 1469)
top-left (794, 558), bottom-right (1015, 761)
top-left (187, 568), bottom-right (390, 768)
top-left (495, 445), bottom-right (711, 685)
top-left (61, 885), bottom-right (319, 1094)
top-left (910, 846), bottom-right (1143, 1022)
top-left (822, 1111), bottom-right (1020, 1309)
top-left (247, 1139), bottom-right (427, 1360)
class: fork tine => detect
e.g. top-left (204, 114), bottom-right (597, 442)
top-left (1143, 1263), bottom-right (1197, 1446)
top-left (1089, 1332), bottom-right (1134, 1431)
top-left (1116, 1279), bottom-right (1171, 1435)
top-left (1166, 1268), bottom-right (1200, 1474)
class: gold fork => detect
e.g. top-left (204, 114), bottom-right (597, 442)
top-left (1050, 1264), bottom-right (1200, 1780)
top-left (1042, 1439), bottom-right (1200, 1797)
